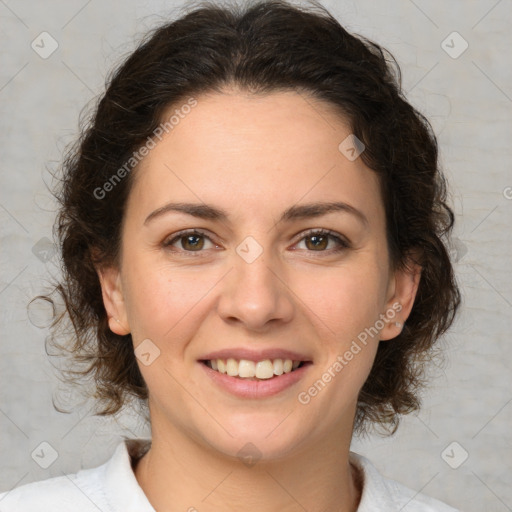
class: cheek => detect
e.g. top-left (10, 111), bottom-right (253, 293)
top-left (291, 257), bottom-right (388, 343)
top-left (292, 263), bottom-right (385, 428)
top-left (123, 260), bottom-right (220, 346)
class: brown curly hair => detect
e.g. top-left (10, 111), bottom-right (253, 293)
top-left (41, 0), bottom-right (460, 435)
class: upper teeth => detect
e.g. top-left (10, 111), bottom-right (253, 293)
top-left (208, 358), bottom-right (301, 379)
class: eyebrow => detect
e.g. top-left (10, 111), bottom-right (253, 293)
top-left (143, 200), bottom-right (369, 228)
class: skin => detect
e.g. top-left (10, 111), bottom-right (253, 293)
top-left (97, 88), bottom-right (421, 512)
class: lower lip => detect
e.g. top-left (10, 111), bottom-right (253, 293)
top-left (199, 361), bottom-right (312, 399)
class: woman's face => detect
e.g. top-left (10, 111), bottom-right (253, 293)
top-left (99, 89), bottom-right (419, 460)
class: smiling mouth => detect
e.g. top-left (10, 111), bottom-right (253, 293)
top-left (200, 358), bottom-right (311, 380)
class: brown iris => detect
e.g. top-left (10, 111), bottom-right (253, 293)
top-left (305, 234), bottom-right (329, 251)
top-left (181, 234), bottom-right (205, 251)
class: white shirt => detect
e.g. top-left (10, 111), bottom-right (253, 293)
top-left (0, 438), bottom-right (459, 511)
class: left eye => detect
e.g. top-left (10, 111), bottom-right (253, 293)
top-left (294, 230), bottom-right (349, 252)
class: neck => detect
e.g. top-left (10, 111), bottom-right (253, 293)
top-left (134, 420), bottom-right (362, 512)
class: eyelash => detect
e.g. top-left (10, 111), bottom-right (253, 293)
top-left (162, 228), bottom-right (350, 258)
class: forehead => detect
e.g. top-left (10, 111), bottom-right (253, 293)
top-left (127, 90), bottom-right (384, 226)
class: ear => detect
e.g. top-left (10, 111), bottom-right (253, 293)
top-left (96, 264), bottom-right (130, 336)
top-left (380, 250), bottom-right (422, 341)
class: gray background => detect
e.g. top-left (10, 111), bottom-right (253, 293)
top-left (1, 1), bottom-right (511, 510)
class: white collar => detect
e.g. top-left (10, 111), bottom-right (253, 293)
top-left (102, 438), bottom-right (153, 511)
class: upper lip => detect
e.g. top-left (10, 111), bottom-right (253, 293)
top-left (199, 348), bottom-right (313, 363)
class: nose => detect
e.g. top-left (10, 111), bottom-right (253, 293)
top-left (216, 247), bottom-right (294, 331)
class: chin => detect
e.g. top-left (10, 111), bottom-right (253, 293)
top-left (195, 411), bottom-right (311, 463)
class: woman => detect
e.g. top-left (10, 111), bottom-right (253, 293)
top-left (0, 0), bottom-right (461, 510)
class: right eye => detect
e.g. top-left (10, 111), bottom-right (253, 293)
top-left (162, 229), bottom-right (219, 255)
